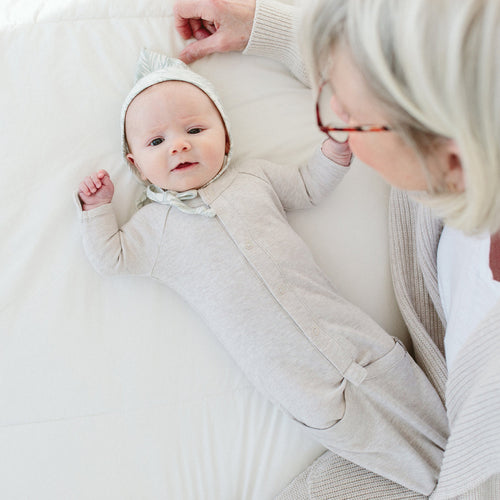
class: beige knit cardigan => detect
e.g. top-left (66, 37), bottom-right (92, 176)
top-left (244, 1), bottom-right (500, 498)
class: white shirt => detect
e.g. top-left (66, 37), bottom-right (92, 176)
top-left (437, 225), bottom-right (500, 369)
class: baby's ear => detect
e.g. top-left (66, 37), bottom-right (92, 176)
top-left (126, 153), bottom-right (136, 166)
top-left (126, 154), bottom-right (147, 181)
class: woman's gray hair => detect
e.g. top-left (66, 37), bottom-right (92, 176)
top-left (302, 0), bottom-right (500, 234)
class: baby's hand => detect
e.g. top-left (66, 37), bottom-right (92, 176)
top-left (321, 138), bottom-right (352, 167)
top-left (78, 169), bottom-right (115, 211)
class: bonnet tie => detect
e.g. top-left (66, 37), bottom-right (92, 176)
top-left (145, 185), bottom-right (216, 217)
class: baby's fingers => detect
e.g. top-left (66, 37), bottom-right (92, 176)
top-left (80, 176), bottom-right (99, 196)
top-left (96, 169), bottom-right (109, 180)
top-left (78, 179), bottom-right (91, 197)
top-left (90, 172), bottom-right (104, 190)
top-left (78, 170), bottom-right (111, 199)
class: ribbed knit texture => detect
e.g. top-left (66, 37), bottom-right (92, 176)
top-left (388, 190), bottom-right (448, 402)
top-left (276, 451), bottom-right (424, 499)
top-left (389, 189), bottom-right (500, 499)
top-left (243, 0), bottom-right (309, 85)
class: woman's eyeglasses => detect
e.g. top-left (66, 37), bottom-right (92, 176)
top-left (316, 81), bottom-right (391, 143)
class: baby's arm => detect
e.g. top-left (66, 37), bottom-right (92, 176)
top-left (78, 169), bottom-right (115, 211)
top-left (75, 171), bottom-right (158, 277)
top-left (255, 138), bottom-right (352, 211)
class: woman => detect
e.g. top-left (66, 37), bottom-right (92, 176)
top-left (174, 0), bottom-right (500, 498)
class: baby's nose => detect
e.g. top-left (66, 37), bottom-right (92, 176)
top-left (169, 137), bottom-right (191, 154)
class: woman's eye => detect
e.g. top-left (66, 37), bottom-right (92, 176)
top-left (188, 128), bottom-right (202, 135)
top-left (150, 138), bottom-right (164, 146)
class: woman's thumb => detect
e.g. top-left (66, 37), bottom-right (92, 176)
top-left (179, 36), bottom-right (220, 64)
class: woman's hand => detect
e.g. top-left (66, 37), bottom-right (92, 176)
top-left (174, 0), bottom-right (256, 64)
top-left (78, 169), bottom-right (115, 211)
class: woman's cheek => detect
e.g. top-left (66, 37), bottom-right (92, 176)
top-left (347, 134), bottom-right (388, 178)
top-left (347, 134), bottom-right (368, 162)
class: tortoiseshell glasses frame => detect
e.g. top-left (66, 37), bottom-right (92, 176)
top-left (316, 81), bottom-right (392, 142)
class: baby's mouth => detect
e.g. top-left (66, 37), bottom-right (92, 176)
top-left (173, 162), bottom-right (197, 171)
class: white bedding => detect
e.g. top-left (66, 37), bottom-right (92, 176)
top-left (0, 1), bottom-right (408, 498)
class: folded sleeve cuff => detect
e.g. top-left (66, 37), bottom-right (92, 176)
top-left (244, 0), bottom-right (310, 86)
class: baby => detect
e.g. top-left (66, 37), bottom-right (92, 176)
top-left (76, 49), bottom-right (445, 478)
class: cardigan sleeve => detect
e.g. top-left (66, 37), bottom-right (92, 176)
top-left (243, 0), bottom-right (310, 86)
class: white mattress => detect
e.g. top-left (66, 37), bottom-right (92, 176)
top-left (0, 1), bottom-right (408, 498)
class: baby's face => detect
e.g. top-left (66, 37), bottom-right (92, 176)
top-left (125, 81), bottom-right (228, 192)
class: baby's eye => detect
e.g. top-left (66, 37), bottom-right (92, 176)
top-left (188, 128), bottom-right (203, 135)
top-left (150, 138), bottom-right (164, 146)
